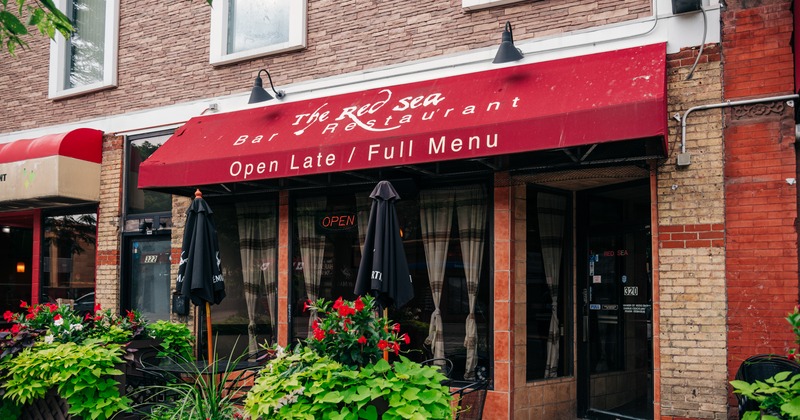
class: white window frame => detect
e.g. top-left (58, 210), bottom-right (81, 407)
top-left (209, 0), bottom-right (307, 66)
top-left (462, 0), bottom-right (526, 10)
top-left (48, 0), bottom-right (119, 100)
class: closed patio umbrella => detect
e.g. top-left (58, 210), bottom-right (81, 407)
top-left (177, 189), bottom-right (225, 363)
top-left (354, 181), bottom-right (414, 359)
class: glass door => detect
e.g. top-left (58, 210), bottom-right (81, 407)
top-left (578, 182), bottom-right (653, 420)
top-left (123, 236), bottom-right (171, 321)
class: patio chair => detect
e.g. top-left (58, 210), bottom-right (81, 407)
top-left (449, 380), bottom-right (488, 420)
top-left (734, 354), bottom-right (800, 418)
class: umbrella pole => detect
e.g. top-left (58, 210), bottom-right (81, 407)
top-left (383, 307), bottom-right (389, 361)
top-left (205, 302), bottom-right (214, 364)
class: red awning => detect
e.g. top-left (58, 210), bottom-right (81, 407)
top-left (0, 128), bottom-right (103, 209)
top-left (139, 43), bottom-right (667, 190)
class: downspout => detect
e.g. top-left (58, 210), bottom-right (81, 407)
top-left (675, 94), bottom-right (799, 166)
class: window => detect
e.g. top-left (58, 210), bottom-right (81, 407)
top-left (526, 187), bottom-right (572, 380)
top-left (210, 0), bottom-right (306, 65)
top-left (48, 0), bottom-right (119, 99)
top-left (290, 182), bottom-right (492, 381)
top-left (40, 209), bottom-right (97, 305)
top-left (126, 133), bottom-right (172, 216)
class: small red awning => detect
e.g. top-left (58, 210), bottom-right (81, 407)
top-left (0, 128), bottom-right (103, 209)
top-left (139, 43), bottom-right (667, 190)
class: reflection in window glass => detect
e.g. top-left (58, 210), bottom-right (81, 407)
top-left (129, 238), bottom-right (171, 321)
top-left (290, 183), bottom-right (492, 381)
top-left (127, 134), bottom-right (171, 215)
top-left (65, 0), bottom-right (106, 88)
top-left (209, 200), bottom-right (279, 359)
top-left (41, 212), bottom-right (97, 304)
top-left (227, 0), bottom-right (290, 54)
top-left (0, 227), bottom-right (33, 322)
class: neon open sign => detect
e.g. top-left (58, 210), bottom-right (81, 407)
top-left (318, 213), bottom-right (357, 232)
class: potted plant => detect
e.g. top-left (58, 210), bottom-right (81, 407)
top-left (0, 301), bottom-right (195, 420)
top-left (244, 296), bottom-right (453, 419)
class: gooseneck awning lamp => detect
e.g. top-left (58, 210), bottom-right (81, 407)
top-left (492, 21), bottom-right (524, 64)
top-left (248, 69), bottom-right (286, 104)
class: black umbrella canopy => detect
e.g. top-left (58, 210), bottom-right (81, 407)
top-left (354, 181), bottom-right (413, 310)
top-left (177, 190), bottom-right (225, 306)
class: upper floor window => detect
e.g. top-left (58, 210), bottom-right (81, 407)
top-left (462, 0), bottom-right (526, 10)
top-left (48, 0), bottom-right (119, 99)
top-left (209, 0), bottom-right (306, 65)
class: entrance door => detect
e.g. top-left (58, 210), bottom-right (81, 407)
top-left (577, 182), bottom-right (653, 420)
top-left (122, 236), bottom-right (172, 321)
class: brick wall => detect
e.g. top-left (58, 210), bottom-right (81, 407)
top-left (722, 1), bottom-right (798, 418)
top-left (95, 134), bottom-right (124, 310)
top-left (657, 46), bottom-right (728, 419)
top-left (0, 0), bottom-right (649, 134)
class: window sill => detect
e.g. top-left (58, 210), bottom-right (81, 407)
top-left (462, 0), bottom-right (527, 11)
top-left (48, 82), bottom-right (117, 101)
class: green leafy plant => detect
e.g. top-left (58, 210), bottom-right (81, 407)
top-left (0, 342), bottom-right (131, 420)
top-left (731, 371), bottom-right (800, 420)
top-left (139, 343), bottom-right (247, 420)
top-left (244, 347), bottom-right (453, 420)
top-left (731, 307), bottom-right (800, 419)
top-left (304, 295), bottom-right (410, 368)
top-left (145, 320), bottom-right (195, 361)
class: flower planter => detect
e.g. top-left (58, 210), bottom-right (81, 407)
top-left (18, 389), bottom-right (72, 420)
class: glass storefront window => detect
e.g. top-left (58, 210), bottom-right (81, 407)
top-left (526, 188), bottom-right (572, 380)
top-left (40, 211), bottom-right (97, 305)
top-left (127, 133), bottom-right (172, 215)
top-left (209, 199), bottom-right (279, 359)
top-left (290, 182), bottom-right (492, 381)
top-left (0, 226), bottom-right (33, 323)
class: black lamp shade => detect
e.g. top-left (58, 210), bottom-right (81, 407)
top-left (248, 76), bottom-right (274, 104)
top-left (493, 22), bottom-right (524, 64)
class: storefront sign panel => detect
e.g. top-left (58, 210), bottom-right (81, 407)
top-left (140, 43), bottom-right (667, 189)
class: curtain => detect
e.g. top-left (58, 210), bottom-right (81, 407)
top-left (538, 192), bottom-right (566, 378)
top-left (297, 197), bottom-right (327, 332)
top-left (456, 185), bottom-right (486, 380)
top-left (420, 188), bottom-right (455, 361)
top-left (236, 202), bottom-right (277, 356)
top-left (356, 194), bottom-right (372, 254)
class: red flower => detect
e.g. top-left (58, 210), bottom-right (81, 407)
top-left (378, 339), bottom-right (389, 350)
top-left (790, 353), bottom-right (797, 361)
top-left (10, 324), bottom-right (21, 334)
top-left (303, 300), bottom-right (311, 312)
top-left (94, 304), bottom-right (102, 313)
top-left (84, 313), bottom-right (92, 321)
top-left (313, 328), bottom-right (325, 341)
top-left (402, 333), bottom-right (410, 345)
top-left (54, 314), bottom-right (62, 321)
top-left (393, 323), bottom-right (401, 333)
top-left (2, 310), bottom-right (13, 322)
top-left (312, 319), bottom-right (319, 330)
top-left (332, 297), bottom-right (344, 310)
top-left (328, 329), bottom-right (336, 335)
top-left (393, 342), bottom-right (401, 355)
top-left (354, 297), bottom-right (365, 312)
top-left (358, 336), bottom-right (367, 345)
top-left (126, 310), bottom-right (136, 322)
top-left (46, 303), bottom-right (57, 313)
top-left (338, 304), bottom-right (355, 317)
top-left (19, 301), bottom-right (28, 308)
top-left (25, 313), bottom-right (35, 320)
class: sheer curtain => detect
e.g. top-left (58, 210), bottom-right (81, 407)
top-left (297, 197), bottom-right (327, 332)
top-left (420, 188), bottom-right (455, 361)
top-left (538, 192), bottom-right (566, 378)
top-left (236, 202), bottom-right (277, 356)
top-left (456, 185), bottom-right (486, 380)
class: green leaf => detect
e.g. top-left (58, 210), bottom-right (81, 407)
top-left (28, 8), bottom-right (43, 26)
top-left (0, 10), bottom-right (27, 35)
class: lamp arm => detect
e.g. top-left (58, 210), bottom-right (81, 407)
top-left (258, 69), bottom-right (286, 99)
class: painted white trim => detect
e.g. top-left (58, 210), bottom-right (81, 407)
top-left (48, 0), bottom-right (120, 100)
top-left (5, 4), bottom-right (720, 144)
top-left (209, 0), bottom-right (307, 66)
